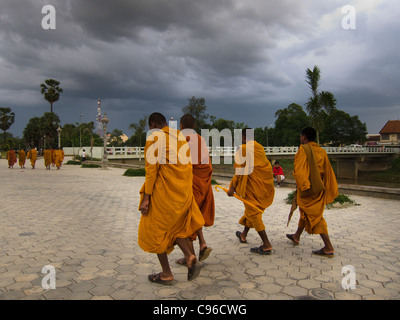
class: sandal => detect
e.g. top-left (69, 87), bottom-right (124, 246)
top-left (286, 234), bottom-right (299, 246)
top-left (236, 231), bottom-right (247, 243)
top-left (199, 247), bottom-right (212, 262)
top-left (312, 248), bottom-right (334, 258)
top-left (148, 273), bottom-right (174, 285)
top-left (250, 245), bottom-right (272, 255)
top-left (187, 262), bottom-right (202, 281)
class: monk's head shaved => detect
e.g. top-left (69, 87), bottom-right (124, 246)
top-left (180, 114), bottom-right (196, 129)
top-left (301, 127), bottom-right (317, 142)
top-left (148, 112), bottom-right (167, 128)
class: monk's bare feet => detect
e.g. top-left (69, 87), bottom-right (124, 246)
top-left (187, 255), bottom-right (201, 281)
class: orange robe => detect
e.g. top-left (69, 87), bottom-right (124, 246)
top-left (44, 150), bottom-right (52, 167)
top-left (7, 150), bottom-right (17, 167)
top-left (55, 150), bottom-right (63, 168)
top-left (18, 150), bottom-right (26, 167)
top-left (293, 142), bottom-right (339, 235)
top-left (186, 132), bottom-right (215, 227)
top-left (229, 140), bottom-right (275, 232)
top-left (138, 126), bottom-right (205, 254)
top-left (27, 148), bottom-right (38, 166)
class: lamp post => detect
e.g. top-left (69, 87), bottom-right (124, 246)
top-left (57, 126), bottom-right (62, 148)
top-left (79, 113), bottom-right (84, 150)
top-left (101, 113), bottom-right (109, 169)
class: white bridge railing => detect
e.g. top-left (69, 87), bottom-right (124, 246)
top-left (64, 145), bottom-right (397, 160)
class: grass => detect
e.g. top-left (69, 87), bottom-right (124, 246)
top-left (123, 168), bottom-right (146, 176)
top-left (65, 160), bottom-right (82, 165)
top-left (285, 190), bottom-right (359, 208)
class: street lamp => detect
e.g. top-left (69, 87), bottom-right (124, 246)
top-left (57, 126), bottom-right (62, 148)
top-left (101, 113), bottom-right (109, 169)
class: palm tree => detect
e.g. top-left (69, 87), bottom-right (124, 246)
top-left (40, 79), bottom-right (63, 113)
top-left (0, 107), bottom-right (15, 144)
top-left (305, 66), bottom-right (337, 144)
top-left (129, 116), bottom-right (147, 161)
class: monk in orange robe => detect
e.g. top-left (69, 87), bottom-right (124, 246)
top-left (27, 148), bottom-right (38, 169)
top-left (51, 149), bottom-right (56, 167)
top-left (138, 112), bottom-right (205, 284)
top-left (227, 129), bottom-right (275, 255)
top-left (54, 148), bottom-right (63, 170)
top-left (7, 149), bottom-right (17, 169)
top-left (177, 114), bottom-right (215, 262)
top-left (18, 149), bottom-right (26, 169)
top-left (286, 127), bottom-right (338, 257)
top-left (44, 148), bottom-right (52, 169)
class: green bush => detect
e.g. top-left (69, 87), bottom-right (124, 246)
top-left (285, 190), bottom-right (359, 208)
top-left (211, 179), bottom-right (219, 185)
top-left (65, 160), bottom-right (82, 165)
top-left (123, 168), bottom-right (146, 176)
top-left (81, 163), bottom-right (101, 168)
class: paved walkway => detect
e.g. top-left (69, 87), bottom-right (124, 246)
top-left (1, 158), bottom-right (399, 300)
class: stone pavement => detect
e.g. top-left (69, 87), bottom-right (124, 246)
top-left (1, 158), bottom-right (400, 300)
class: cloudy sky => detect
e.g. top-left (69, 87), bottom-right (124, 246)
top-left (1, 0), bottom-right (399, 138)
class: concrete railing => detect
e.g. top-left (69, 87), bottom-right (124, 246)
top-left (63, 146), bottom-right (397, 160)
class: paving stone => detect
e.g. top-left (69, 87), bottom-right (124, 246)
top-left (1, 160), bottom-right (400, 300)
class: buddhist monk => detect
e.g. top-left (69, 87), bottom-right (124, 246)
top-left (175, 114), bottom-right (215, 264)
top-left (44, 148), bottom-right (52, 170)
top-left (227, 128), bottom-right (275, 255)
top-left (286, 127), bottom-right (338, 257)
top-left (27, 147), bottom-right (38, 169)
top-left (54, 148), bottom-right (63, 170)
top-left (138, 112), bottom-right (205, 284)
top-left (18, 149), bottom-right (26, 169)
top-left (51, 148), bottom-right (56, 167)
top-left (7, 149), bottom-right (17, 169)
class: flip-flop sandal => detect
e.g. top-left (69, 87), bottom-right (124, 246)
top-left (187, 262), bottom-right (202, 281)
top-left (250, 245), bottom-right (272, 255)
top-left (236, 231), bottom-right (247, 243)
top-left (148, 273), bottom-right (174, 285)
top-left (199, 247), bottom-right (212, 262)
top-left (286, 234), bottom-right (300, 246)
top-left (312, 248), bottom-right (334, 258)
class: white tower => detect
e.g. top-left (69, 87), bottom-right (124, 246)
top-left (97, 98), bottom-right (103, 136)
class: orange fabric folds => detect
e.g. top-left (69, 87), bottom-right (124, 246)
top-left (44, 150), bottom-right (52, 167)
top-left (186, 133), bottom-right (215, 227)
top-left (18, 150), bottom-right (26, 167)
top-left (7, 150), bottom-right (17, 166)
top-left (293, 142), bottom-right (339, 234)
top-left (27, 149), bottom-right (37, 166)
top-left (138, 127), bottom-right (205, 254)
top-left (229, 141), bottom-right (275, 232)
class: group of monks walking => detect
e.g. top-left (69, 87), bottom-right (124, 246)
top-left (6, 147), bottom-right (64, 170)
top-left (138, 112), bottom-right (339, 285)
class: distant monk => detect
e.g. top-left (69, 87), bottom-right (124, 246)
top-left (27, 147), bottom-right (38, 169)
top-left (286, 127), bottom-right (338, 258)
top-left (7, 149), bottom-right (17, 169)
top-left (176, 114), bottom-right (215, 263)
top-left (54, 148), bottom-right (63, 170)
top-left (51, 148), bottom-right (56, 167)
top-left (138, 112), bottom-right (205, 284)
top-left (18, 149), bottom-right (26, 169)
top-left (227, 128), bottom-right (275, 255)
top-left (44, 148), bottom-right (52, 170)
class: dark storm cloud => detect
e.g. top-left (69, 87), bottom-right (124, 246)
top-left (0, 0), bottom-right (399, 136)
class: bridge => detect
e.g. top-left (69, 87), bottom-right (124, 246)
top-left (63, 145), bottom-right (398, 180)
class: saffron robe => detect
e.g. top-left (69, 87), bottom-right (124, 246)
top-left (293, 142), bottom-right (338, 234)
top-left (138, 126), bottom-right (205, 254)
top-left (18, 150), bottom-right (26, 167)
top-left (27, 149), bottom-right (38, 166)
top-left (7, 150), bottom-right (17, 167)
top-left (55, 150), bottom-right (63, 167)
top-left (44, 150), bottom-right (52, 167)
top-left (186, 132), bottom-right (215, 227)
top-left (229, 140), bottom-right (275, 232)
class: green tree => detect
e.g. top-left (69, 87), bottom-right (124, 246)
top-left (23, 117), bottom-right (42, 148)
top-left (305, 66), bottom-right (337, 144)
top-left (181, 97), bottom-right (209, 132)
top-left (273, 103), bottom-right (311, 146)
top-left (0, 107), bottom-right (15, 144)
top-left (321, 109), bottom-right (367, 146)
top-left (109, 129), bottom-right (124, 146)
top-left (40, 79), bottom-right (63, 113)
top-left (129, 116), bottom-right (148, 149)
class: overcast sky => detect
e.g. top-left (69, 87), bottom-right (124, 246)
top-left (1, 0), bottom-right (399, 138)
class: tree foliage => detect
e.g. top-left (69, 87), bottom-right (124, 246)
top-left (0, 107), bottom-right (15, 143)
top-left (40, 79), bottom-right (63, 113)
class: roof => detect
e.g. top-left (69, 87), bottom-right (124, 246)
top-left (379, 120), bottom-right (400, 134)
